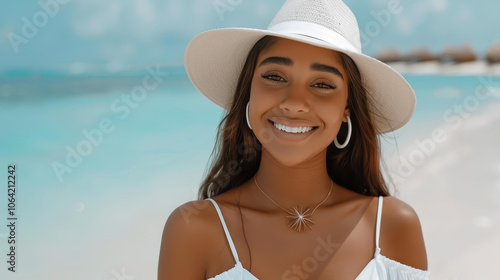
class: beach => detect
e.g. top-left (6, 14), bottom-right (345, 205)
top-left (0, 74), bottom-right (499, 279)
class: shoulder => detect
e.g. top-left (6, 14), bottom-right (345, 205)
top-left (381, 196), bottom-right (422, 225)
top-left (158, 200), bottom-right (221, 280)
top-left (163, 200), bottom-right (221, 238)
top-left (379, 196), bottom-right (428, 270)
top-left (168, 199), bottom-right (221, 230)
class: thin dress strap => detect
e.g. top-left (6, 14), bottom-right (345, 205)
top-left (375, 196), bottom-right (384, 256)
top-left (206, 198), bottom-right (240, 264)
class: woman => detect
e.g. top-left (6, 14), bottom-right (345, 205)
top-left (159, 0), bottom-right (429, 279)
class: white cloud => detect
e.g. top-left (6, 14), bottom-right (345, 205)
top-left (71, 0), bottom-right (164, 40)
top-left (72, 0), bottom-right (123, 38)
top-left (256, 2), bottom-right (272, 17)
top-left (135, 0), bottom-right (156, 24)
top-left (162, 0), bottom-right (218, 35)
top-left (70, 0), bottom-right (168, 65)
top-left (430, 0), bottom-right (448, 13)
top-left (396, 16), bottom-right (414, 34)
top-left (394, 3), bottom-right (429, 35)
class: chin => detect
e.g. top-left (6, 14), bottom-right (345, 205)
top-left (266, 149), bottom-right (317, 167)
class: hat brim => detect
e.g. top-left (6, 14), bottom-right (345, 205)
top-left (184, 28), bottom-right (415, 134)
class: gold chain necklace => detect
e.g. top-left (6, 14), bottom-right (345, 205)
top-left (253, 176), bottom-right (333, 232)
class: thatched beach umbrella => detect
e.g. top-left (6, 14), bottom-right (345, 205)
top-left (486, 44), bottom-right (500, 64)
top-left (441, 43), bottom-right (477, 63)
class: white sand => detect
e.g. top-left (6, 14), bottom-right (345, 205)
top-left (388, 61), bottom-right (500, 76)
top-left (387, 102), bottom-right (500, 279)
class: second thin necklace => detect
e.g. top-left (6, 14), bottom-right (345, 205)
top-left (253, 175), bottom-right (333, 232)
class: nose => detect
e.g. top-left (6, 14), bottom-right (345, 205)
top-left (278, 86), bottom-right (310, 114)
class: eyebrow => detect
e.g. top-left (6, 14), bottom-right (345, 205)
top-left (258, 56), bottom-right (344, 80)
top-left (259, 56), bottom-right (293, 67)
top-left (311, 63), bottom-right (344, 80)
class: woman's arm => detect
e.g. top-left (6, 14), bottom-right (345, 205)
top-left (381, 196), bottom-right (429, 270)
top-left (158, 201), bottom-right (214, 280)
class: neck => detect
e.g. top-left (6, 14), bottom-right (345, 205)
top-left (253, 149), bottom-right (334, 209)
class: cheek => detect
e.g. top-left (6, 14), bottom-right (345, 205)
top-left (251, 75), bottom-right (268, 94)
top-left (318, 105), bottom-right (344, 128)
top-left (318, 88), bottom-right (348, 110)
top-left (317, 94), bottom-right (348, 128)
top-left (249, 77), bottom-right (278, 106)
top-left (249, 79), bottom-right (270, 124)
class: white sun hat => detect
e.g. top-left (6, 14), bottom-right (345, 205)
top-left (184, 0), bottom-right (416, 134)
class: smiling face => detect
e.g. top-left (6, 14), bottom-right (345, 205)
top-left (248, 37), bottom-right (350, 167)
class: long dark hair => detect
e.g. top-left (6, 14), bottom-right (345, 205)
top-left (198, 36), bottom-right (390, 199)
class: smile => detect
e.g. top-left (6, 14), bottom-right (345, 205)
top-left (271, 121), bottom-right (316, 134)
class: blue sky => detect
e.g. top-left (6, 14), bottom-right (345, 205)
top-left (0, 0), bottom-right (498, 73)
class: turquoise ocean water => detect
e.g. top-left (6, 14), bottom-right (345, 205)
top-left (0, 71), bottom-right (499, 279)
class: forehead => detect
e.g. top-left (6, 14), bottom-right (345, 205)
top-left (257, 37), bottom-right (345, 67)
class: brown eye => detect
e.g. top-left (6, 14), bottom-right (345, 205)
top-left (312, 82), bottom-right (337, 90)
top-left (261, 74), bottom-right (287, 83)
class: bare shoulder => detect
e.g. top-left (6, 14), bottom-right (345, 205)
top-left (382, 196), bottom-right (421, 222)
top-left (158, 200), bottom-right (220, 280)
top-left (380, 196), bottom-right (428, 270)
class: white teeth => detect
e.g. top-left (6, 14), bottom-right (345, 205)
top-left (272, 122), bottom-right (314, 133)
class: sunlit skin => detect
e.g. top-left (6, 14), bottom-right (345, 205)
top-left (248, 37), bottom-right (350, 205)
top-left (159, 39), bottom-right (428, 280)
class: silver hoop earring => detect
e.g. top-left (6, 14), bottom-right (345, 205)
top-left (334, 116), bottom-right (352, 149)
top-left (246, 102), bottom-right (252, 130)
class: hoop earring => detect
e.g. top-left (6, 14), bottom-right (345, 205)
top-left (334, 116), bottom-right (351, 149)
top-left (246, 102), bottom-right (252, 130)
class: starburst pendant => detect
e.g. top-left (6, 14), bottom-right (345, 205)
top-left (285, 205), bottom-right (315, 232)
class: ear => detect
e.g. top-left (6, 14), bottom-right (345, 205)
top-left (343, 106), bottom-right (350, 123)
